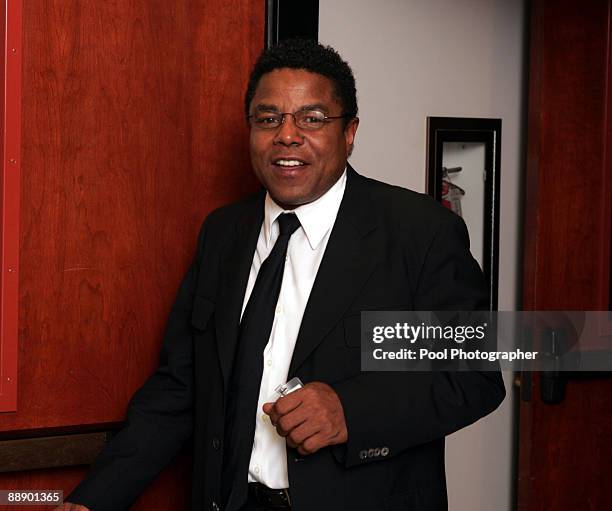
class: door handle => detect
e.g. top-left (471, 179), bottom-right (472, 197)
top-left (539, 327), bottom-right (612, 404)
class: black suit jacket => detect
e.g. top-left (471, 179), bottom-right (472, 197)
top-left (69, 166), bottom-right (505, 511)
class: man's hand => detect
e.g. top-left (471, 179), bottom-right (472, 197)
top-left (263, 382), bottom-right (348, 456)
top-left (53, 503), bottom-right (90, 511)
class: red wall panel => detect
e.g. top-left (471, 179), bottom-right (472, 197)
top-left (519, 1), bottom-right (612, 509)
top-left (1, 0), bottom-right (264, 508)
top-left (0, 0), bottom-right (263, 432)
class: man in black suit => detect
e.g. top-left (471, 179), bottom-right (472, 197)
top-left (60, 39), bottom-right (504, 511)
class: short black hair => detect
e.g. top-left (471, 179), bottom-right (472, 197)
top-left (244, 39), bottom-right (358, 124)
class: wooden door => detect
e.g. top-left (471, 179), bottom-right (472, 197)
top-left (519, 0), bottom-right (612, 509)
top-left (0, 1), bottom-right (264, 509)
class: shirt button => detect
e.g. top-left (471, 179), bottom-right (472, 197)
top-left (254, 465), bottom-right (260, 474)
top-left (261, 414), bottom-right (268, 421)
top-left (267, 359), bottom-right (272, 366)
top-left (276, 305), bottom-right (282, 314)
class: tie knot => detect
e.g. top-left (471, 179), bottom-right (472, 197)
top-left (277, 213), bottom-right (301, 236)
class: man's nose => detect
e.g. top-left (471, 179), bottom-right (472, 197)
top-left (273, 114), bottom-right (304, 146)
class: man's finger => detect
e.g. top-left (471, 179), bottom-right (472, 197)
top-left (273, 389), bottom-right (304, 416)
top-left (263, 402), bottom-right (281, 426)
top-left (286, 419), bottom-right (320, 446)
top-left (263, 391), bottom-right (304, 426)
top-left (262, 401), bottom-right (281, 424)
top-left (296, 432), bottom-right (326, 456)
top-left (276, 406), bottom-right (308, 436)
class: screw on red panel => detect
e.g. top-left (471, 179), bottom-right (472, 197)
top-left (9, 159), bottom-right (17, 164)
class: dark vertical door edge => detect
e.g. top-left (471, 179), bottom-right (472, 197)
top-left (266, 0), bottom-right (319, 47)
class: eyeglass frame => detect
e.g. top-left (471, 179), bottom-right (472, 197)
top-left (247, 109), bottom-right (353, 131)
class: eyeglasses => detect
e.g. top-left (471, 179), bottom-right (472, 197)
top-left (248, 110), bottom-right (349, 130)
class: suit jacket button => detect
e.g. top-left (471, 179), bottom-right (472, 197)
top-left (211, 501), bottom-right (220, 511)
top-left (381, 447), bottom-right (390, 456)
top-left (359, 450), bottom-right (368, 460)
top-left (367, 448), bottom-right (375, 458)
top-left (374, 448), bottom-right (381, 457)
top-left (212, 438), bottom-right (221, 450)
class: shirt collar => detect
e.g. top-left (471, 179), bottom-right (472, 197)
top-left (263, 169), bottom-right (347, 250)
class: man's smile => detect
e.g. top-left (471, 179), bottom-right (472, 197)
top-left (272, 158), bottom-right (309, 167)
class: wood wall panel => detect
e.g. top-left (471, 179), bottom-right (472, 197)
top-left (2, 0), bottom-right (264, 508)
top-left (519, 0), bottom-right (612, 509)
top-left (524, 0), bottom-right (609, 311)
top-left (1, 0), bottom-right (264, 431)
top-left (0, 449), bottom-right (190, 511)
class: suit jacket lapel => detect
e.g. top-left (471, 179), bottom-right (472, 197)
top-left (216, 192), bottom-right (265, 389)
top-left (289, 167), bottom-right (380, 376)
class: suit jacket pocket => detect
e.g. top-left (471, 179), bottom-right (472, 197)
top-left (190, 295), bottom-right (215, 331)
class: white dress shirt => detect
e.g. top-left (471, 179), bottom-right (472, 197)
top-left (241, 170), bottom-right (347, 489)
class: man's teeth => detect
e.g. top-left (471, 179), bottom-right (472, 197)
top-left (275, 159), bottom-right (305, 167)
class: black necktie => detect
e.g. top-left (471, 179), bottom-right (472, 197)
top-left (222, 213), bottom-right (301, 510)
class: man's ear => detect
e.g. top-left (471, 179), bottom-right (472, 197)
top-left (345, 117), bottom-right (359, 157)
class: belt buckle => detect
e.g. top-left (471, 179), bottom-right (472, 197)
top-left (250, 483), bottom-right (292, 509)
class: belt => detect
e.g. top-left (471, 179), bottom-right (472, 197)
top-left (248, 482), bottom-right (292, 509)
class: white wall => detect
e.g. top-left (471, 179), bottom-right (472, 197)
top-left (319, 1), bottom-right (526, 509)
